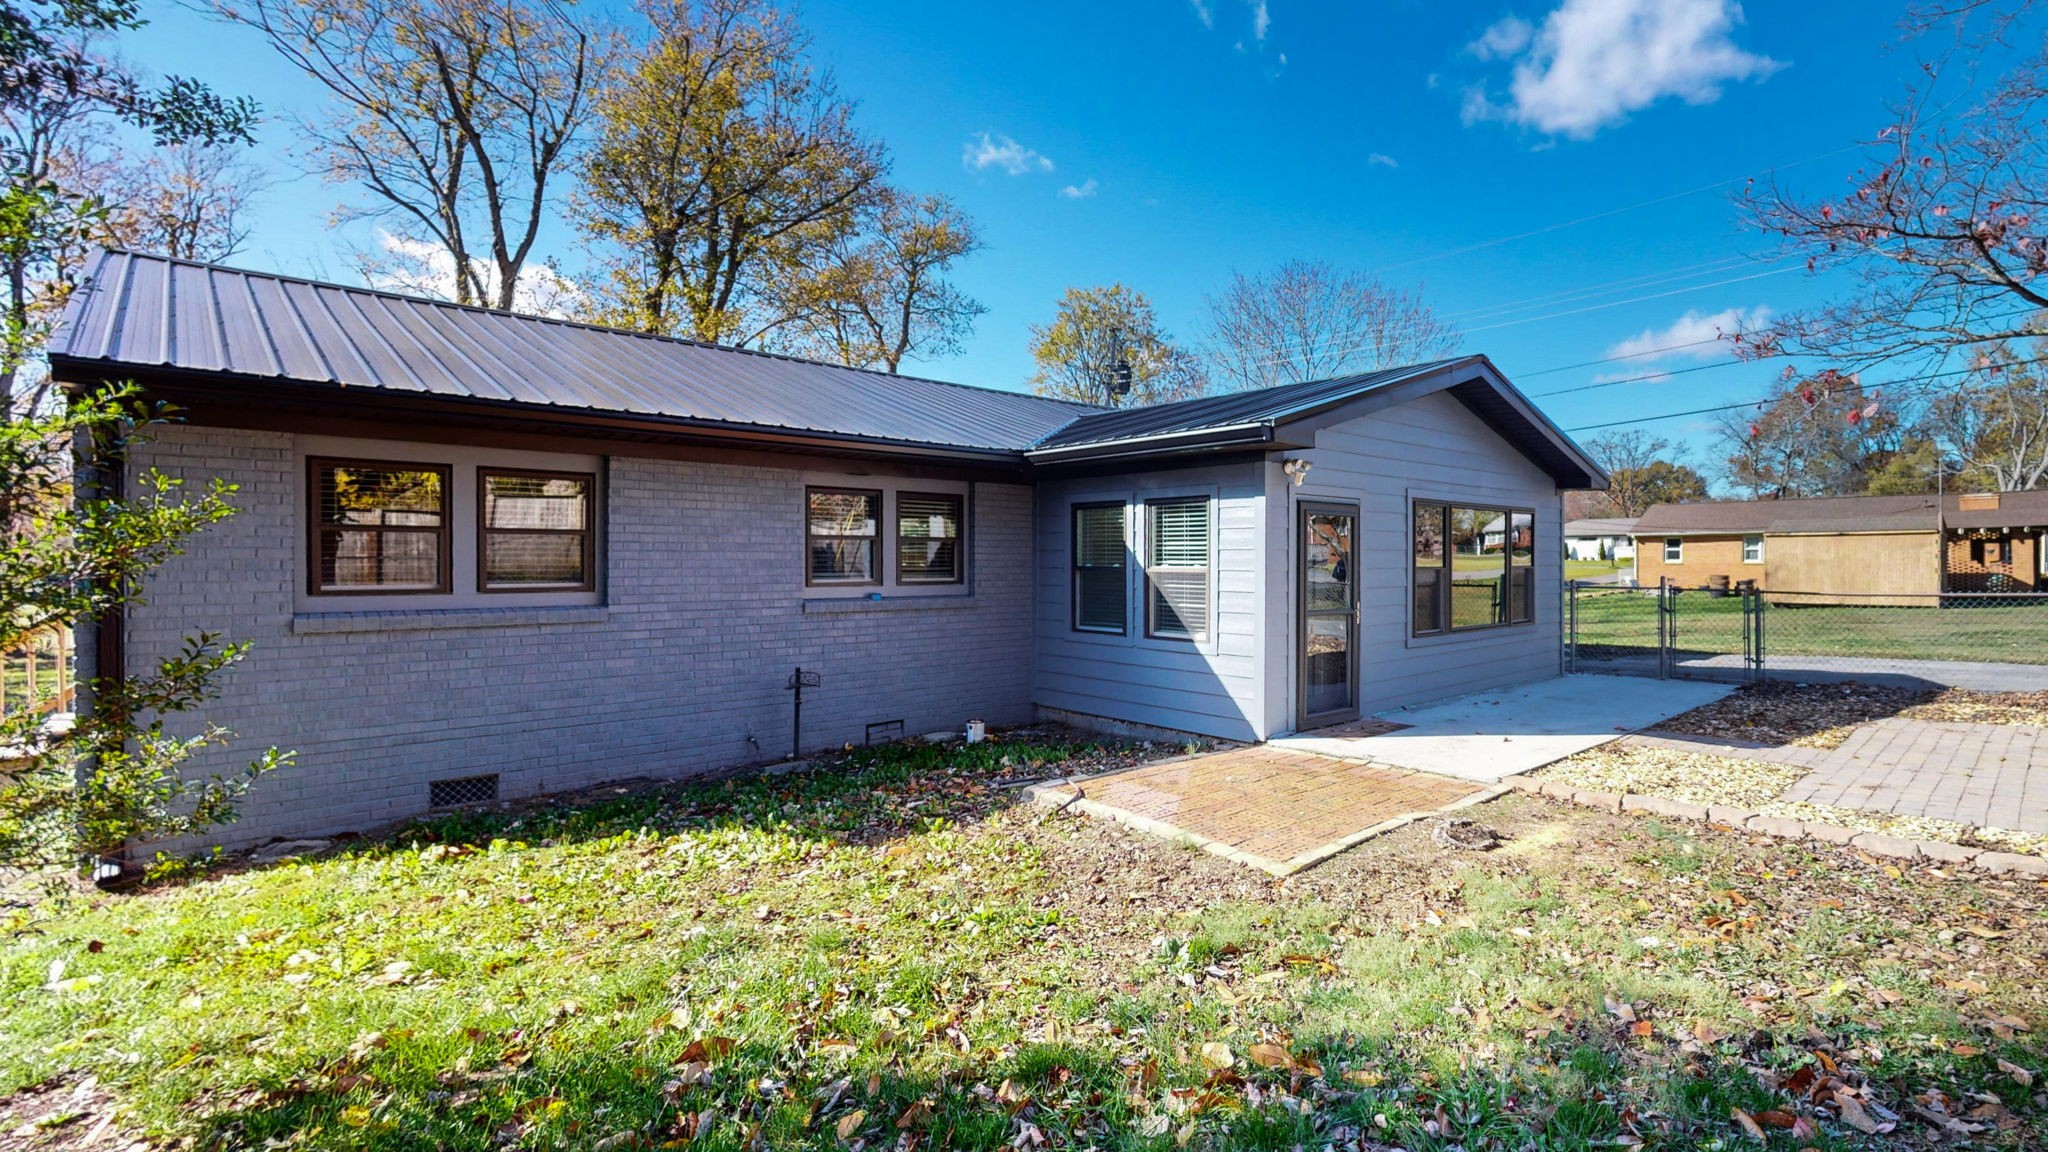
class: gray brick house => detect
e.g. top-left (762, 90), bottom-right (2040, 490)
top-left (49, 250), bottom-right (1606, 848)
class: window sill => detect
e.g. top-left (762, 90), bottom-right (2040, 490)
top-left (1404, 621), bottom-right (1537, 649)
top-left (800, 595), bottom-right (979, 616)
top-left (292, 605), bottom-right (610, 635)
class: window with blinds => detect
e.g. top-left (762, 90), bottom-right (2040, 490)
top-left (897, 492), bottom-right (964, 583)
top-left (480, 470), bottom-right (594, 591)
top-left (310, 459), bottom-right (450, 594)
top-left (1071, 503), bottom-right (1127, 633)
top-left (1146, 497), bottom-right (1211, 641)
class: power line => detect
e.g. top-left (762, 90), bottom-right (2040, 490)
top-left (1364, 144), bottom-right (1868, 277)
top-left (1530, 357), bottom-right (1750, 398)
top-left (1519, 336), bottom-right (1728, 377)
top-left (1564, 353), bottom-right (2048, 433)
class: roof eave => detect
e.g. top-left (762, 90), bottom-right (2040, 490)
top-left (1023, 423), bottom-right (1276, 465)
top-left (50, 357), bottom-right (1037, 469)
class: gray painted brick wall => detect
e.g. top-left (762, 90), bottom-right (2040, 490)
top-left (127, 425), bottom-right (1035, 849)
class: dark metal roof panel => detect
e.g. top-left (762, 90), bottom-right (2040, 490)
top-left (1032, 360), bottom-right (1460, 449)
top-left (51, 249), bottom-right (1100, 452)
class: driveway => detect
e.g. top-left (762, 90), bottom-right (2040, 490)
top-left (1678, 653), bottom-right (2048, 692)
top-left (1273, 674), bottom-right (1733, 782)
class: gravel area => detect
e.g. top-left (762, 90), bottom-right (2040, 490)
top-left (1538, 745), bottom-right (1802, 807)
top-left (1652, 681), bottom-right (1935, 748)
top-left (1538, 737), bottom-right (2048, 857)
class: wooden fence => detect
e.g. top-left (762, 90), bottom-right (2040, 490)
top-left (3, 625), bottom-right (75, 719)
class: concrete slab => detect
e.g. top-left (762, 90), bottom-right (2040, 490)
top-left (1272, 675), bottom-right (1733, 782)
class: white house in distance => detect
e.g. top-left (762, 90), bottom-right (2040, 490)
top-left (1565, 518), bottom-right (1637, 563)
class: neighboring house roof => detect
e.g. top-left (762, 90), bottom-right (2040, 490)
top-left (48, 249), bottom-right (1605, 485)
top-left (1564, 518), bottom-right (1638, 537)
top-left (1635, 491), bottom-right (2048, 536)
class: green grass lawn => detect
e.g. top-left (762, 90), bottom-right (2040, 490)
top-left (1565, 558), bottom-right (1631, 581)
top-left (1573, 589), bottom-right (2048, 665)
top-left (3, 737), bottom-right (2043, 1149)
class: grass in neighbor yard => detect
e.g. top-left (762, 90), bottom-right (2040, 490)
top-left (4, 736), bottom-right (2046, 1151)
top-left (1571, 590), bottom-right (2048, 665)
top-left (1564, 559), bottom-right (1630, 581)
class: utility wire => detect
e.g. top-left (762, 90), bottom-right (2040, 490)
top-left (1564, 353), bottom-right (2048, 432)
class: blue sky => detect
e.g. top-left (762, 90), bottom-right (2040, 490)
top-left (118, 0), bottom-right (2012, 471)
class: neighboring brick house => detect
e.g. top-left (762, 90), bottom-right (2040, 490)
top-left (1631, 491), bottom-right (2048, 596)
top-left (49, 250), bottom-right (1606, 850)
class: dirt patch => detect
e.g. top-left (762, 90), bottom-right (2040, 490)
top-left (0, 1080), bottom-right (144, 1152)
top-left (1652, 681), bottom-right (1935, 748)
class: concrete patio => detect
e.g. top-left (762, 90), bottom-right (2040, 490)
top-left (1030, 674), bottom-right (1731, 874)
top-left (1273, 674), bottom-right (1733, 781)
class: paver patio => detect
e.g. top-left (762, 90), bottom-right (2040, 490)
top-left (1025, 746), bottom-right (1496, 875)
top-left (1627, 717), bottom-right (2048, 834)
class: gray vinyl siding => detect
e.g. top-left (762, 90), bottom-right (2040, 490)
top-left (1280, 390), bottom-right (1563, 719)
top-left (1032, 462), bottom-right (1269, 742)
top-left (124, 424), bottom-right (1035, 850)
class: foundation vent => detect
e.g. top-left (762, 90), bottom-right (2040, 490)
top-left (429, 773), bottom-right (500, 809)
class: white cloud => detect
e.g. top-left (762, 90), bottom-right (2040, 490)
top-left (362, 230), bottom-right (583, 318)
top-left (1367, 152), bottom-right (1399, 168)
top-left (1468, 15), bottom-right (1532, 60)
top-left (962, 132), bottom-right (1054, 175)
top-left (1059, 178), bottom-right (1099, 199)
top-left (1248, 0), bottom-right (1270, 41)
top-left (1190, 0), bottom-right (1212, 28)
top-left (1465, 0), bottom-right (1782, 138)
top-left (1605, 306), bottom-right (1769, 361)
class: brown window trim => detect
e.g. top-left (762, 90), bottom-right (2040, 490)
top-left (308, 456), bottom-right (452, 597)
top-left (895, 490), bottom-right (966, 585)
top-left (477, 467), bottom-right (598, 594)
top-left (1409, 498), bottom-right (1536, 637)
top-left (1143, 495), bottom-right (1213, 643)
top-left (805, 486), bottom-right (884, 588)
top-left (1071, 501), bottom-right (1128, 635)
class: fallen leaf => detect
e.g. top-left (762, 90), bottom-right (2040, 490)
top-left (1996, 1057), bottom-right (2033, 1087)
top-left (835, 1110), bottom-right (865, 1140)
top-left (1198, 1042), bottom-right (1234, 1069)
top-left (1731, 1107), bottom-right (1766, 1140)
top-left (1246, 1043), bottom-right (1293, 1070)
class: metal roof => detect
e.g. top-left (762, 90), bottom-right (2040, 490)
top-left (47, 251), bottom-right (1604, 485)
top-left (1035, 361), bottom-right (1460, 449)
top-left (49, 249), bottom-right (1099, 453)
top-left (1565, 518), bottom-right (1638, 536)
top-left (1634, 490), bottom-right (2048, 535)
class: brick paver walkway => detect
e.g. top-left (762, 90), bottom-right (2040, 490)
top-left (1028, 746), bottom-right (1494, 875)
top-left (1626, 719), bottom-right (2048, 834)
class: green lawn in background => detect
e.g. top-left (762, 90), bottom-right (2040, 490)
top-left (1571, 588), bottom-right (2048, 664)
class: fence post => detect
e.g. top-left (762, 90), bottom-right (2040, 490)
top-left (1566, 580), bottom-right (1577, 674)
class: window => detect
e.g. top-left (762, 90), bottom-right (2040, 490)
top-left (480, 470), bottom-right (594, 591)
top-left (1742, 534), bottom-right (1763, 564)
top-left (1412, 502), bottom-right (1446, 635)
top-left (311, 459), bottom-right (450, 594)
top-left (1664, 538), bottom-right (1683, 563)
top-left (1146, 498), bottom-right (1211, 640)
top-left (1509, 510), bottom-right (1535, 623)
top-left (897, 492), bottom-right (964, 583)
top-left (1411, 500), bottom-right (1533, 636)
top-left (1072, 503), bottom-right (1127, 633)
top-left (806, 488), bottom-right (880, 585)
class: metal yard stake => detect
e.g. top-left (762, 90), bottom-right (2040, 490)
top-left (785, 666), bottom-right (822, 758)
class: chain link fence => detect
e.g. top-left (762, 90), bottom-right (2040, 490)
top-left (1567, 581), bottom-right (2048, 688)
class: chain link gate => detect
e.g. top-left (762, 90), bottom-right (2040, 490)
top-left (1568, 579), bottom-right (1764, 683)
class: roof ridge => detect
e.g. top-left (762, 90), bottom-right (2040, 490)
top-left (80, 247), bottom-right (1107, 416)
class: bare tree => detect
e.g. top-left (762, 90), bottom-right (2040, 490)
top-left (89, 143), bottom-right (266, 261)
top-left (771, 190), bottom-right (985, 372)
top-left (1202, 259), bottom-right (1460, 391)
top-left (1737, 2), bottom-right (2048, 373)
top-left (573, 0), bottom-right (885, 346)
top-left (215, 0), bottom-right (597, 310)
top-left (1925, 351), bottom-right (2048, 489)
top-left (1581, 431), bottom-right (1710, 516)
